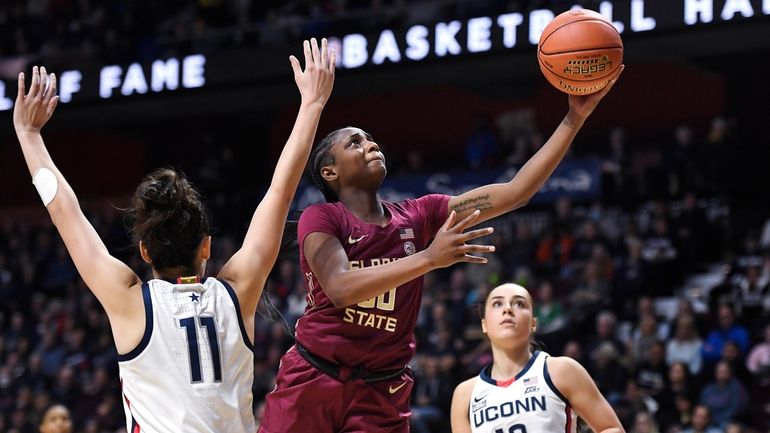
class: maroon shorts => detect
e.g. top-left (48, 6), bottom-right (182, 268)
top-left (257, 346), bottom-right (414, 433)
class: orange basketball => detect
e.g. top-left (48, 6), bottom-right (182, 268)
top-left (537, 9), bottom-right (623, 95)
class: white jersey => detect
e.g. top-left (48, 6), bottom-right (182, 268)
top-left (118, 277), bottom-right (256, 433)
top-left (469, 351), bottom-right (577, 433)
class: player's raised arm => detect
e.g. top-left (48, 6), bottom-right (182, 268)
top-left (447, 65), bottom-right (625, 225)
top-left (13, 66), bottom-right (142, 316)
top-left (218, 38), bottom-right (336, 313)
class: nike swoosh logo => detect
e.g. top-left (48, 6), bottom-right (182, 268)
top-left (473, 393), bottom-right (489, 403)
top-left (388, 382), bottom-right (408, 394)
top-left (348, 234), bottom-right (368, 244)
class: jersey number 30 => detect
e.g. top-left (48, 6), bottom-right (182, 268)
top-left (180, 316), bottom-right (222, 383)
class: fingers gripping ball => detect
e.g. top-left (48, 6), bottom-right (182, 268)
top-left (537, 9), bottom-right (623, 95)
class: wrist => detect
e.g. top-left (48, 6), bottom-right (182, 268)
top-left (415, 250), bottom-right (438, 271)
top-left (300, 100), bottom-right (326, 111)
top-left (562, 112), bottom-right (586, 130)
top-left (15, 126), bottom-right (42, 137)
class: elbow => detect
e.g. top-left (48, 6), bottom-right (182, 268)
top-left (325, 288), bottom-right (351, 309)
top-left (47, 197), bottom-right (77, 227)
top-left (507, 198), bottom-right (529, 212)
top-left (266, 186), bottom-right (295, 207)
top-left (322, 278), bottom-right (355, 308)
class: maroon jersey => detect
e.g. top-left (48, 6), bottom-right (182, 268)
top-left (295, 194), bottom-right (450, 371)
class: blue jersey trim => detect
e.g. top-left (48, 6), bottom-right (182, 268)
top-left (479, 350), bottom-right (541, 386)
top-left (117, 282), bottom-right (154, 362)
top-left (218, 278), bottom-right (254, 351)
top-left (543, 356), bottom-right (570, 406)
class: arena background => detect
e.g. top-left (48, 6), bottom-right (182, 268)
top-left (1, 1), bottom-right (770, 432)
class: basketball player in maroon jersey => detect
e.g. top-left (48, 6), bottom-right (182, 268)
top-left (258, 66), bottom-right (625, 433)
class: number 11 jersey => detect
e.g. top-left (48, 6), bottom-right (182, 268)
top-left (117, 278), bottom-right (255, 433)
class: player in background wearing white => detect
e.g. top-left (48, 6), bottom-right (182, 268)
top-left (12, 38), bottom-right (335, 433)
top-left (450, 283), bottom-right (624, 433)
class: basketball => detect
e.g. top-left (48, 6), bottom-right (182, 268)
top-left (537, 9), bottom-right (623, 95)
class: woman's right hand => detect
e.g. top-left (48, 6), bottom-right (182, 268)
top-left (425, 210), bottom-right (495, 269)
top-left (290, 37), bottom-right (336, 108)
top-left (14, 65), bottom-right (59, 135)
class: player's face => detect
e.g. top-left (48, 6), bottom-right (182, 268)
top-left (482, 284), bottom-right (536, 347)
top-left (327, 127), bottom-right (387, 187)
top-left (40, 405), bottom-right (73, 433)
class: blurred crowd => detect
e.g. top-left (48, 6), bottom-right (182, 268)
top-left (1, 110), bottom-right (770, 433)
top-left (0, 0), bottom-right (605, 63)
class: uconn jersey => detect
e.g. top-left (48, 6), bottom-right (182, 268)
top-left (118, 278), bottom-right (256, 433)
top-left (469, 351), bottom-right (576, 433)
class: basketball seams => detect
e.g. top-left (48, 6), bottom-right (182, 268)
top-left (540, 46), bottom-right (623, 56)
top-left (538, 19), bottom-right (621, 55)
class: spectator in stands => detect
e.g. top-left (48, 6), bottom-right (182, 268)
top-left (702, 303), bottom-right (750, 366)
top-left (699, 361), bottom-right (749, 428)
top-left (629, 313), bottom-right (663, 364)
top-left (571, 219), bottom-right (612, 264)
top-left (673, 191), bottom-right (711, 272)
top-left (746, 323), bottom-right (770, 379)
top-left (562, 340), bottom-right (585, 364)
top-left (682, 404), bottom-right (725, 433)
top-left (631, 410), bottom-right (660, 433)
top-left (668, 392), bottom-right (696, 432)
top-left (663, 124), bottom-right (699, 198)
top-left (641, 216), bottom-right (679, 296)
top-left (585, 310), bottom-right (625, 358)
top-left (730, 263), bottom-right (769, 334)
top-left (611, 236), bottom-right (647, 319)
top-left (568, 259), bottom-right (612, 335)
top-left (745, 324), bottom-right (770, 430)
top-left (410, 356), bottom-right (453, 433)
top-left (720, 340), bottom-right (751, 386)
top-left (612, 379), bottom-right (659, 427)
top-left (634, 340), bottom-right (668, 399)
top-left (38, 403), bottom-right (72, 433)
top-left (667, 314), bottom-right (704, 375)
top-left (656, 362), bottom-right (698, 431)
top-left (588, 341), bottom-right (629, 402)
top-left (599, 126), bottom-right (636, 207)
top-left (532, 279), bottom-right (567, 336)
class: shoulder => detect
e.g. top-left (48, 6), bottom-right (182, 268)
top-left (545, 354), bottom-right (583, 372)
top-left (299, 202), bottom-right (341, 219)
top-left (545, 355), bottom-right (590, 389)
top-left (452, 377), bottom-right (477, 404)
top-left (298, 203), bottom-right (346, 235)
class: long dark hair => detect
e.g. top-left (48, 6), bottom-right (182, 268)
top-left (126, 168), bottom-right (209, 273)
top-left (260, 218), bottom-right (299, 337)
top-left (308, 128), bottom-right (343, 203)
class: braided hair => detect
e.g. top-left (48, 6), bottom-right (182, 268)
top-left (308, 128), bottom-right (344, 202)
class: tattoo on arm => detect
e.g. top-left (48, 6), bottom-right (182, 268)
top-left (451, 194), bottom-right (493, 213)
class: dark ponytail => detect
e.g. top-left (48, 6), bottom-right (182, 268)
top-left (257, 217), bottom-right (299, 337)
top-left (127, 168), bottom-right (209, 273)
